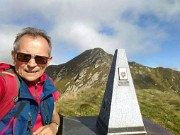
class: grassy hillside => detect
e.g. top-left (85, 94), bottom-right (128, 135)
top-left (56, 88), bottom-right (180, 135)
top-left (56, 87), bottom-right (104, 116)
top-left (137, 89), bottom-right (180, 135)
top-left (47, 49), bottom-right (180, 134)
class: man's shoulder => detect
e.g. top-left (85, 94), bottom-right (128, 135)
top-left (0, 63), bottom-right (17, 79)
top-left (0, 63), bottom-right (13, 70)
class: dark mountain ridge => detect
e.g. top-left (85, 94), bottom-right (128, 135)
top-left (46, 48), bottom-right (180, 135)
top-left (46, 48), bottom-right (180, 95)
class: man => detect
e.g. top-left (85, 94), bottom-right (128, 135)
top-left (0, 27), bottom-right (60, 135)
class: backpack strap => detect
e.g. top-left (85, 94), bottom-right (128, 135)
top-left (0, 68), bottom-right (19, 120)
top-left (43, 100), bottom-right (49, 125)
top-left (28, 112), bottom-right (33, 135)
top-left (13, 102), bottom-right (26, 118)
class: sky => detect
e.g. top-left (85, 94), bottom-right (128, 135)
top-left (0, 0), bottom-right (180, 70)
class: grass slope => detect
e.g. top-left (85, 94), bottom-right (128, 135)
top-left (56, 88), bottom-right (180, 135)
top-left (137, 89), bottom-right (180, 135)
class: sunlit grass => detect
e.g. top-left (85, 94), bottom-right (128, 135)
top-left (56, 88), bottom-right (180, 135)
top-left (57, 87), bottom-right (104, 116)
top-left (136, 89), bottom-right (180, 135)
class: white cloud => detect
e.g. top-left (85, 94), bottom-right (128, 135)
top-left (0, 0), bottom-right (179, 67)
top-left (0, 25), bottom-right (22, 64)
top-left (48, 0), bottom-right (177, 55)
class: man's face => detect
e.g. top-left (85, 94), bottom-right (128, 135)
top-left (12, 35), bottom-right (52, 83)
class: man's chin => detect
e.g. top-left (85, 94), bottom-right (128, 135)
top-left (23, 76), bottom-right (39, 83)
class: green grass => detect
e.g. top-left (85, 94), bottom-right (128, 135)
top-left (56, 87), bottom-right (104, 116)
top-left (56, 88), bottom-right (180, 135)
top-left (136, 89), bottom-right (180, 135)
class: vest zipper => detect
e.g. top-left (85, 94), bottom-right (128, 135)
top-left (34, 84), bottom-right (38, 102)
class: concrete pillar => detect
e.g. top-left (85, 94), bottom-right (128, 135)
top-left (97, 49), bottom-right (147, 135)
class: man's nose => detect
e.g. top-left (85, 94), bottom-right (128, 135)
top-left (27, 58), bottom-right (37, 67)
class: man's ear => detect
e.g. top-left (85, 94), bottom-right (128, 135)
top-left (11, 51), bottom-right (16, 64)
top-left (47, 56), bottom-right (53, 66)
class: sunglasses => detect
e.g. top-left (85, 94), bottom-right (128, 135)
top-left (16, 52), bottom-right (50, 64)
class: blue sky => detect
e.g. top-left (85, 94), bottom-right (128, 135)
top-left (0, 0), bottom-right (180, 70)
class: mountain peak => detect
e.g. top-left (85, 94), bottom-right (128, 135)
top-left (46, 48), bottom-right (180, 95)
top-left (64, 48), bottom-right (112, 69)
top-left (81, 48), bottom-right (112, 64)
top-left (88, 48), bottom-right (107, 55)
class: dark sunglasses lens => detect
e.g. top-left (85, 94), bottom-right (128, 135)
top-left (35, 56), bottom-right (48, 64)
top-left (17, 53), bottom-right (31, 62)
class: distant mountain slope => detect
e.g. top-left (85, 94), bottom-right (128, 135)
top-left (46, 48), bottom-right (180, 135)
top-left (46, 48), bottom-right (180, 95)
top-left (130, 62), bottom-right (180, 93)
